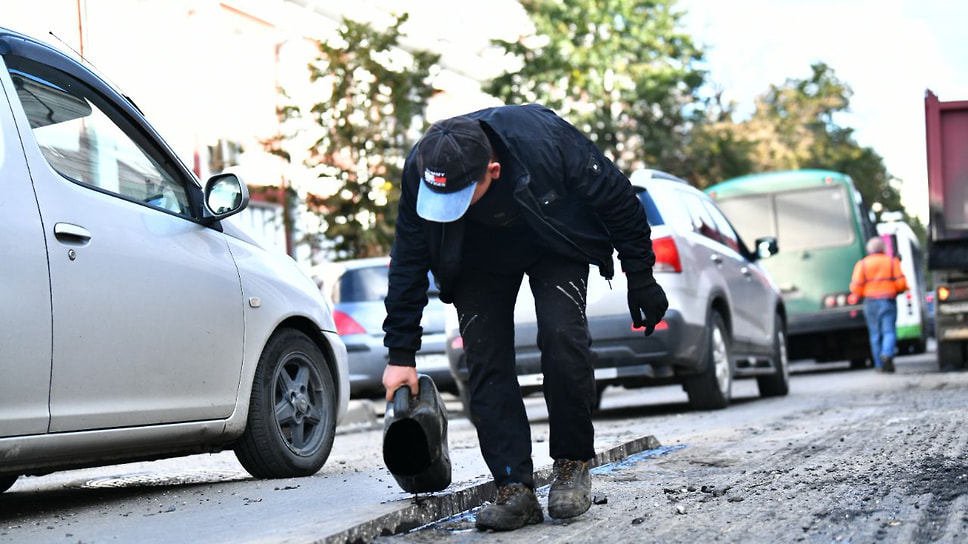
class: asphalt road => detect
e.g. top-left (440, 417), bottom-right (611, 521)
top-left (2, 348), bottom-right (965, 544)
top-left (379, 351), bottom-right (968, 544)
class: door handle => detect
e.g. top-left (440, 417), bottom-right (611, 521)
top-left (54, 222), bottom-right (92, 244)
top-left (741, 266), bottom-right (752, 277)
top-left (710, 254), bottom-right (723, 265)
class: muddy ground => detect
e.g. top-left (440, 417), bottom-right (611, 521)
top-left (378, 358), bottom-right (968, 544)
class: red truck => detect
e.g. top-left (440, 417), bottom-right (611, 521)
top-left (924, 90), bottom-right (968, 370)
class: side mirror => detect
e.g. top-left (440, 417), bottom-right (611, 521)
top-left (203, 173), bottom-right (249, 222)
top-left (754, 236), bottom-right (779, 260)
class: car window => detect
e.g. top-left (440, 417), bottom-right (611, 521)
top-left (703, 200), bottom-right (742, 253)
top-left (635, 188), bottom-right (665, 226)
top-left (335, 265), bottom-right (438, 303)
top-left (5, 55), bottom-right (193, 217)
top-left (680, 190), bottom-right (720, 243)
top-left (338, 266), bottom-right (389, 303)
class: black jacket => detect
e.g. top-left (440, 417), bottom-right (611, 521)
top-left (383, 104), bottom-right (655, 364)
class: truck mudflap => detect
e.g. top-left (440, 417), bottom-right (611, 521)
top-left (935, 280), bottom-right (968, 369)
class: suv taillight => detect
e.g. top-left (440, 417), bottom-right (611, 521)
top-left (652, 236), bottom-right (682, 273)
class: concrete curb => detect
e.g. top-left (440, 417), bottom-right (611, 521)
top-left (322, 435), bottom-right (662, 544)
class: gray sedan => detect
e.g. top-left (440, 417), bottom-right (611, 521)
top-left (311, 257), bottom-right (456, 399)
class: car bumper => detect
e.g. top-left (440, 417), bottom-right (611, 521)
top-left (343, 333), bottom-right (456, 398)
top-left (449, 309), bottom-right (706, 388)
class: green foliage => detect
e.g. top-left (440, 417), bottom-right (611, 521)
top-left (678, 90), bottom-right (756, 188)
top-left (308, 15), bottom-right (439, 259)
top-left (486, 0), bottom-right (705, 172)
top-left (268, 14), bottom-right (439, 260)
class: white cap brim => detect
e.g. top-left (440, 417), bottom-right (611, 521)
top-left (416, 179), bottom-right (477, 223)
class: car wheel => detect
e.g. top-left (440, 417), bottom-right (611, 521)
top-left (235, 329), bottom-right (337, 479)
top-left (849, 358), bottom-right (869, 369)
top-left (593, 383), bottom-right (606, 412)
top-left (455, 379), bottom-right (472, 419)
top-left (0, 475), bottom-right (17, 494)
top-left (686, 311), bottom-right (732, 410)
top-left (757, 313), bottom-right (790, 397)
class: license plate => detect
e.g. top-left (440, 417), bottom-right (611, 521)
top-left (415, 353), bottom-right (449, 370)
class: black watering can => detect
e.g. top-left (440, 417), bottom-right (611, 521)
top-left (382, 374), bottom-right (452, 493)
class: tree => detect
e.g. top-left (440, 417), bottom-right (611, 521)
top-left (678, 89), bottom-right (756, 187)
top-left (692, 64), bottom-right (908, 215)
top-left (266, 15), bottom-right (439, 260)
top-left (486, 0), bottom-right (705, 172)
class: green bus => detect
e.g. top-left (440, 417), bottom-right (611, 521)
top-left (706, 170), bottom-right (878, 365)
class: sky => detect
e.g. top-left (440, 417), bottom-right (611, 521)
top-left (676, 0), bottom-right (968, 221)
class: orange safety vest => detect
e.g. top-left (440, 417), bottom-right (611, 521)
top-left (849, 253), bottom-right (908, 300)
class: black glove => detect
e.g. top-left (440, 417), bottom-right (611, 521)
top-left (627, 271), bottom-right (669, 336)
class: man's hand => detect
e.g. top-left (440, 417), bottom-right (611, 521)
top-left (383, 364), bottom-right (419, 402)
top-left (627, 281), bottom-right (669, 336)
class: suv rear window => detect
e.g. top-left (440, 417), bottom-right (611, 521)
top-left (337, 266), bottom-right (439, 302)
top-left (338, 266), bottom-right (389, 303)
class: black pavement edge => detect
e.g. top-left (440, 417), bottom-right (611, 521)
top-left (321, 434), bottom-right (662, 544)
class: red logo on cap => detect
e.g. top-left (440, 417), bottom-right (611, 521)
top-left (425, 169), bottom-right (447, 188)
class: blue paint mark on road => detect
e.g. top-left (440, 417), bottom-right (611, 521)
top-left (590, 444), bottom-right (687, 475)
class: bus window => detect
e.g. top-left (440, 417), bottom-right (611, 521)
top-left (715, 194), bottom-right (774, 244)
top-left (775, 185), bottom-right (854, 251)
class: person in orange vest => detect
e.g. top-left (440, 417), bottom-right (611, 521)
top-left (850, 236), bottom-right (909, 372)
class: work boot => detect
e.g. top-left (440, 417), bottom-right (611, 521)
top-left (548, 459), bottom-right (592, 519)
top-left (475, 483), bottom-right (543, 531)
top-left (880, 355), bottom-right (895, 373)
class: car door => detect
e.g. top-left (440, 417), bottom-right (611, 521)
top-left (678, 188), bottom-right (759, 349)
top-left (0, 68), bottom-right (52, 437)
top-left (3, 49), bottom-right (245, 432)
top-left (703, 199), bottom-right (775, 350)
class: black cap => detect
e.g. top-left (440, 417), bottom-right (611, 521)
top-left (415, 116), bottom-right (492, 222)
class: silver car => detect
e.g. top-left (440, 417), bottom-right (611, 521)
top-left (311, 257), bottom-right (456, 398)
top-left (446, 169), bottom-right (788, 412)
top-left (0, 27), bottom-right (349, 494)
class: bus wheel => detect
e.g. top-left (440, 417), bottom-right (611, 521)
top-left (849, 358), bottom-right (869, 370)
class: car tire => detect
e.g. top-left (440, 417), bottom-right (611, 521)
top-left (593, 384), bottom-right (606, 412)
top-left (849, 358), bottom-right (870, 370)
top-left (0, 475), bottom-right (17, 494)
top-left (455, 379), bottom-right (472, 419)
top-left (757, 313), bottom-right (790, 397)
top-left (235, 329), bottom-right (337, 479)
top-left (685, 311), bottom-right (732, 410)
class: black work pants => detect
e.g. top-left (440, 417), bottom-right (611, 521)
top-left (453, 251), bottom-right (596, 488)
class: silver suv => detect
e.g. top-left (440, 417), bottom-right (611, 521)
top-left (446, 169), bottom-right (788, 412)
